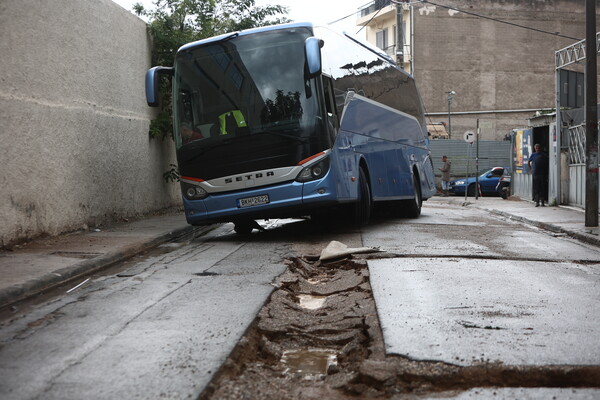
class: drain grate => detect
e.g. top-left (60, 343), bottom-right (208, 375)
top-left (193, 271), bottom-right (221, 277)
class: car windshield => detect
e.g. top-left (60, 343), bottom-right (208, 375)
top-left (481, 168), bottom-right (505, 177)
top-left (172, 28), bottom-right (330, 181)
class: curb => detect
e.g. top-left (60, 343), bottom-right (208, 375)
top-left (484, 208), bottom-right (600, 249)
top-left (447, 197), bottom-right (600, 249)
top-left (0, 225), bottom-right (213, 310)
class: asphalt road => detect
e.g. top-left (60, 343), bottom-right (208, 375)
top-left (0, 199), bottom-right (598, 399)
top-left (0, 224), bottom-right (295, 399)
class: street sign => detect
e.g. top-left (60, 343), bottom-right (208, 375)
top-left (464, 130), bottom-right (475, 144)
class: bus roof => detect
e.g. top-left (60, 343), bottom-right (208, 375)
top-left (177, 22), bottom-right (397, 68)
top-left (177, 22), bottom-right (315, 53)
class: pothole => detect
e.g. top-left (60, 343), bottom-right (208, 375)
top-left (200, 255), bottom-right (600, 399)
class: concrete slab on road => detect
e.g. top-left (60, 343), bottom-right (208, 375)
top-left (435, 388), bottom-right (600, 399)
top-left (368, 257), bottom-right (600, 367)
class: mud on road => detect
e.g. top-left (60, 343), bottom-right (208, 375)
top-left (200, 253), bottom-right (600, 399)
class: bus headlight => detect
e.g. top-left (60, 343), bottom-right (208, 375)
top-left (296, 156), bottom-right (330, 182)
top-left (182, 183), bottom-right (208, 200)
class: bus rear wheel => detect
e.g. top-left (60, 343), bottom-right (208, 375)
top-left (354, 168), bottom-right (371, 226)
top-left (403, 172), bottom-right (422, 218)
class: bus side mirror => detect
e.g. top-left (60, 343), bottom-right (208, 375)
top-left (305, 37), bottom-right (324, 78)
top-left (145, 66), bottom-right (174, 107)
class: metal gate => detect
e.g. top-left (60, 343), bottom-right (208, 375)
top-left (568, 124), bottom-right (586, 207)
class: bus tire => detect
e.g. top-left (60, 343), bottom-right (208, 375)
top-left (467, 184), bottom-right (477, 196)
top-left (233, 220), bottom-right (254, 234)
top-left (354, 168), bottom-right (371, 226)
top-left (403, 172), bottom-right (422, 218)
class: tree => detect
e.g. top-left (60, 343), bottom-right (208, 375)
top-left (134, 0), bottom-right (289, 140)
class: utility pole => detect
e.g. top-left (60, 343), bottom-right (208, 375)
top-left (396, 1), bottom-right (404, 68)
top-left (447, 91), bottom-right (456, 139)
top-left (585, 0), bottom-right (598, 227)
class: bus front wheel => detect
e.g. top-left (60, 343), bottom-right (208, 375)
top-left (233, 220), bottom-right (254, 234)
top-left (354, 168), bottom-right (372, 226)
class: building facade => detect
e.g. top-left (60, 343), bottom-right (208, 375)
top-left (356, 0), bottom-right (588, 140)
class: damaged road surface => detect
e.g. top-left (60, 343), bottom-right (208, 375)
top-left (1, 199), bottom-right (600, 399)
top-left (203, 200), bottom-right (600, 399)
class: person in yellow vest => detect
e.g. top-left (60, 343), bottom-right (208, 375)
top-left (218, 110), bottom-right (247, 135)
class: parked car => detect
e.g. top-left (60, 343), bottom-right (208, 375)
top-left (449, 167), bottom-right (510, 196)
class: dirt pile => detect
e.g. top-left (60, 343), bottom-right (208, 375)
top-left (200, 255), bottom-right (440, 399)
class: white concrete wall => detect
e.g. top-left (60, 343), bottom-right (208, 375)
top-left (0, 0), bottom-right (181, 247)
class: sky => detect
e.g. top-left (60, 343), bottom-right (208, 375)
top-left (111, 0), bottom-right (369, 39)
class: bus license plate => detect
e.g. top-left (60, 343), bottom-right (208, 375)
top-left (237, 194), bottom-right (269, 208)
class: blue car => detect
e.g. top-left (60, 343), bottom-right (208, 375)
top-left (449, 167), bottom-right (510, 196)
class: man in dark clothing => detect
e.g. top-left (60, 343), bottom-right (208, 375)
top-left (439, 155), bottom-right (452, 196)
top-left (528, 143), bottom-right (549, 207)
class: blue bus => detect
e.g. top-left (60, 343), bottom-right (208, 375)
top-left (146, 22), bottom-right (436, 233)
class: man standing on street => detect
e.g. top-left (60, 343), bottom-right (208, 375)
top-left (439, 155), bottom-right (452, 196)
top-left (528, 143), bottom-right (549, 207)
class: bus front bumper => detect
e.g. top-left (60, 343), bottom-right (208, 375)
top-left (182, 175), bottom-right (339, 225)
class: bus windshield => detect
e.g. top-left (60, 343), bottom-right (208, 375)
top-left (173, 27), bottom-right (329, 181)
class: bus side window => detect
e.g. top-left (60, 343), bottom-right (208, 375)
top-left (323, 76), bottom-right (339, 129)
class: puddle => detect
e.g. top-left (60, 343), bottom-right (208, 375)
top-left (280, 348), bottom-right (338, 377)
top-left (296, 294), bottom-right (327, 310)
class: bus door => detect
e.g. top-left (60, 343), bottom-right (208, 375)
top-left (325, 76), bottom-right (354, 200)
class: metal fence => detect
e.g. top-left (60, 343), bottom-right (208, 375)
top-left (429, 140), bottom-right (512, 179)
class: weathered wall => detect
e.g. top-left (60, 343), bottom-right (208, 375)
top-left (0, 0), bottom-right (180, 247)
top-left (413, 0), bottom-right (587, 139)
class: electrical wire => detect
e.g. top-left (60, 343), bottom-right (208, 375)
top-left (328, 11), bottom-right (358, 25)
top-left (328, 1), bottom-right (373, 25)
top-left (328, 0), bottom-right (581, 41)
top-left (356, 6), bottom-right (384, 34)
top-left (420, 0), bottom-right (581, 41)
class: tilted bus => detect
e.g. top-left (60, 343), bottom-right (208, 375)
top-left (146, 22), bottom-right (436, 233)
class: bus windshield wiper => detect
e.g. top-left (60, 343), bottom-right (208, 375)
top-left (180, 137), bottom-right (236, 162)
top-left (255, 130), bottom-right (308, 144)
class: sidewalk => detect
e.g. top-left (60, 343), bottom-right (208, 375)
top-left (446, 195), bottom-right (600, 248)
top-left (1, 197), bottom-right (599, 310)
top-left (0, 212), bottom-right (209, 309)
